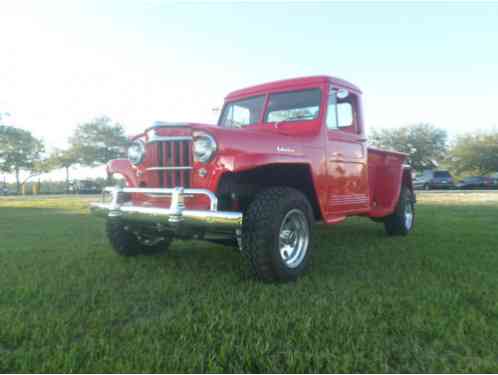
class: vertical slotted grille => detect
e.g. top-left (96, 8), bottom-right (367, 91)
top-left (154, 138), bottom-right (193, 188)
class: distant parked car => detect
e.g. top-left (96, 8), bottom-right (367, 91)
top-left (0, 186), bottom-right (11, 195)
top-left (70, 180), bottom-right (102, 194)
top-left (414, 170), bottom-right (455, 190)
top-left (490, 174), bottom-right (498, 187)
top-left (456, 176), bottom-right (496, 190)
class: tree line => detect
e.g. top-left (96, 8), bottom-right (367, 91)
top-left (0, 116), bottom-right (127, 193)
top-left (370, 123), bottom-right (498, 176)
top-left (1, 117), bottom-right (497, 194)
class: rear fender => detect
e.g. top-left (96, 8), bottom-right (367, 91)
top-left (402, 165), bottom-right (415, 202)
top-left (368, 154), bottom-right (413, 217)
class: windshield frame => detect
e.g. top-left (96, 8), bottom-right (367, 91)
top-left (218, 86), bottom-right (324, 128)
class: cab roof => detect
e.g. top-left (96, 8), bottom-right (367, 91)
top-left (225, 75), bottom-right (362, 101)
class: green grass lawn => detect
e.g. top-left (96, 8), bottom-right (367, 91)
top-left (1, 193), bottom-right (498, 372)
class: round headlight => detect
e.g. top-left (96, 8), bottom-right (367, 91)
top-left (193, 132), bottom-right (217, 163)
top-left (128, 139), bottom-right (145, 165)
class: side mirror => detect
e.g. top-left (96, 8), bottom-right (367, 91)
top-left (336, 89), bottom-right (349, 99)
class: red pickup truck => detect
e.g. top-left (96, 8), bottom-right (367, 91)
top-left (91, 76), bottom-right (415, 282)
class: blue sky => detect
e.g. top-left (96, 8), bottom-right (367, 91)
top-left (1, 1), bottom-right (497, 180)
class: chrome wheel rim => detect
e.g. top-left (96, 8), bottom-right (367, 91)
top-left (404, 200), bottom-right (414, 229)
top-left (279, 209), bottom-right (309, 268)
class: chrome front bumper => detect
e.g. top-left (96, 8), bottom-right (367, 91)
top-left (90, 187), bottom-right (242, 231)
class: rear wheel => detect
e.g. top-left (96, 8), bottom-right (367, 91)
top-left (105, 219), bottom-right (172, 256)
top-left (242, 187), bottom-right (313, 282)
top-left (384, 186), bottom-right (415, 236)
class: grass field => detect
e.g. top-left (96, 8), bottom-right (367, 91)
top-left (1, 193), bottom-right (498, 372)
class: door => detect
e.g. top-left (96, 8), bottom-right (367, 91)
top-left (325, 88), bottom-right (369, 216)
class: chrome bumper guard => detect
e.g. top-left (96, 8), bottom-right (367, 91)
top-left (90, 187), bottom-right (242, 231)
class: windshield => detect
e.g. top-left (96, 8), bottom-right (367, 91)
top-left (434, 171), bottom-right (451, 178)
top-left (219, 95), bottom-right (265, 128)
top-left (219, 88), bottom-right (322, 128)
top-left (266, 89), bottom-right (321, 123)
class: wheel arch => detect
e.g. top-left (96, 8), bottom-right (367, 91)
top-left (402, 165), bottom-right (416, 202)
top-left (216, 163), bottom-right (323, 221)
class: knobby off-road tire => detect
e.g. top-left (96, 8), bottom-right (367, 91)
top-left (105, 219), bottom-right (172, 256)
top-left (384, 186), bottom-right (415, 236)
top-left (242, 187), bottom-right (314, 282)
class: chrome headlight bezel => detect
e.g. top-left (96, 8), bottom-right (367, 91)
top-left (127, 139), bottom-right (145, 165)
top-left (193, 131), bottom-right (217, 163)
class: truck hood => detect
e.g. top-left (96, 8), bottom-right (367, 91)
top-left (191, 122), bottom-right (321, 160)
top-left (144, 121), bottom-right (320, 172)
top-left (146, 121), bottom-right (320, 156)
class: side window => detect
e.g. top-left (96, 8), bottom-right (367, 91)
top-left (337, 103), bottom-right (353, 128)
top-left (327, 88), bottom-right (359, 134)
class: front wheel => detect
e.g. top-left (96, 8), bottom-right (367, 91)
top-left (105, 219), bottom-right (172, 256)
top-left (384, 186), bottom-right (415, 236)
top-left (242, 187), bottom-right (314, 282)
